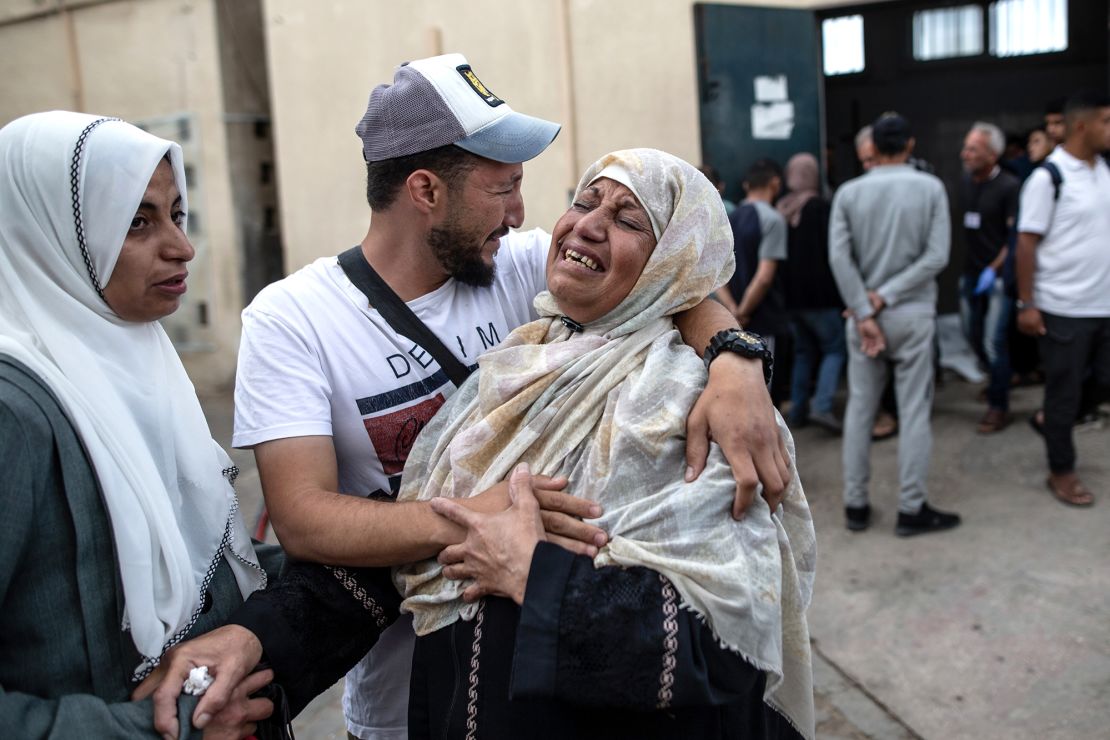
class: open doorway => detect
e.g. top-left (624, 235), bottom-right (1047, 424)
top-left (820, 0), bottom-right (1107, 309)
top-left (695, 0), bottom-right (1108, 312)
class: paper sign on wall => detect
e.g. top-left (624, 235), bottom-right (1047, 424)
top-left (751, 74), bottom-right (793, 139)
top-left (754, 75), bottom-right (788, 102)
top-left (751, 102), bottom-right (795, 139)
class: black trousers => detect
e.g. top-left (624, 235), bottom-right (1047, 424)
top-left (1039, 312), bottom-right (1110, 473)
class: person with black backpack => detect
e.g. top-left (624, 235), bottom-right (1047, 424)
top-left (1015, 90), bottom-right (1110, 508)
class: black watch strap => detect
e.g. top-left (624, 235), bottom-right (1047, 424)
top-left (702, 328), bottom-right (774, 385)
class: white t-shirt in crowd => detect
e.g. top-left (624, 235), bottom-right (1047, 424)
top-left (1017, 147), bottom-right (1110, 317)
top-left (233, 228), bottom-right (550, 740)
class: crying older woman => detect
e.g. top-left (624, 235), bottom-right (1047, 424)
top-left (396, 149), bottom-right (816, 740)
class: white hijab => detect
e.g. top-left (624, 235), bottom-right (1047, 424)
top-left (0, 111), bottom-right (265, 679)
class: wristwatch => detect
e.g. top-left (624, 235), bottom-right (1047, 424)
top-left (703, 328), bottom-right (774, 385)
top-left (1015, 299), bottom-right (1035, 311)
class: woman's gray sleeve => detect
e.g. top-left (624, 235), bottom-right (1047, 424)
top-left (0, 401), bottom-right (202, 740)
top-left (0, 691), bottom-right (201, 740)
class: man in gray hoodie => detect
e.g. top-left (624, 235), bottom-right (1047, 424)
top-left (829, 113), bottom-right (960, 537)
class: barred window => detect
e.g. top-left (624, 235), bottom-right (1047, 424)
top-left (823, 15), bottom-right (865, 76)
top-left (989, 0), bottom-right (1067, 57)
top-left (913, 5), bottom-right (984, 61)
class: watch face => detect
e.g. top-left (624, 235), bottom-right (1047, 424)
top-left (735, 330), bottom-right (760, 346)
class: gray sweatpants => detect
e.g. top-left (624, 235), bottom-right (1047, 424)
top-left (842, 312), bottom-right (935, 513)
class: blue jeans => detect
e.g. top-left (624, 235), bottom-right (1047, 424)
top-left (959, 274), bottom-right (1012, 411)
top-left (788, 308), bottom-right (846, 421)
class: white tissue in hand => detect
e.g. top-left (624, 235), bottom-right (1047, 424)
top-left (182, 665), bottom-right (214, 696)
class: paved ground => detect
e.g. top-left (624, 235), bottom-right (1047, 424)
top-left (200, 376), bottom-right (1110, 739)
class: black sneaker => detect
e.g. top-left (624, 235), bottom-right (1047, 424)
top-left (845, 504), bottom-right (871, 532)
top-left (895, 502), bottom-right (960, 537)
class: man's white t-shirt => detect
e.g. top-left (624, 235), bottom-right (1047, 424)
top-left (233, 229), bottom-right (550, 740)
top-left (1017, 147), bottom-right (1110, 317)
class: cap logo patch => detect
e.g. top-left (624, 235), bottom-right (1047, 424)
top-left (457, 65), bottom-right (504, 107)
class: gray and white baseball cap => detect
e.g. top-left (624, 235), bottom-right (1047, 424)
top-left (356, 53), bottom-right (561, 164)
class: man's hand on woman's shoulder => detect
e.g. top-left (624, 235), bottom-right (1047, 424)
top-left (685, 352), bottom-right (791, 518)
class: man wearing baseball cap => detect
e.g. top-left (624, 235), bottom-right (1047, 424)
top-left (356, 54), bottom-right (561, 165)
top-left (145, 53), bottom-right (785, 740)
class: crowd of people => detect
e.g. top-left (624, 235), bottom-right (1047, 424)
top-left (0, 45), bottom-right (1106, 740)
top-left (706, 91), bottom-right (1110, 528)
top-left (2, 53), bottom-right (812, 740)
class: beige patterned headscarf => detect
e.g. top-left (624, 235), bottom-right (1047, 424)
top-left (395, 148), bottom-right (816, 738)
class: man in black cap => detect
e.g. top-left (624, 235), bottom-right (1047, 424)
top-left (829, 112), bottom-right (960, 537)
top-left (142, 53), bottom-right (789, 740)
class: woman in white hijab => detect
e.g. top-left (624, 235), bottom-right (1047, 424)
top-left (0, 111), bottom-right (275, 738)
top-left (395, 149), bottom-right (816, 739)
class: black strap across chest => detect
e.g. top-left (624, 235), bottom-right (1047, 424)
top-left (337, 246), bottom-right (473, 387)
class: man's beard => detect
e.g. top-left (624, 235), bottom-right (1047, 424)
top-left (427, 218), bottom-right (502, 288)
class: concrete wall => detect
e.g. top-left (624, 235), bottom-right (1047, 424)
top-left (261, 0), bottom-right (861, 272)
top-left (214, 0), bottom-right (284, 305)
top-left (262, 0), bottom-right (565, 271)
top-left (0, 0), bottom-right (245, 390)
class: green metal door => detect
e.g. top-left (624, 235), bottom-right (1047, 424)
top-left (695, 3), bottom-right (823, 202)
